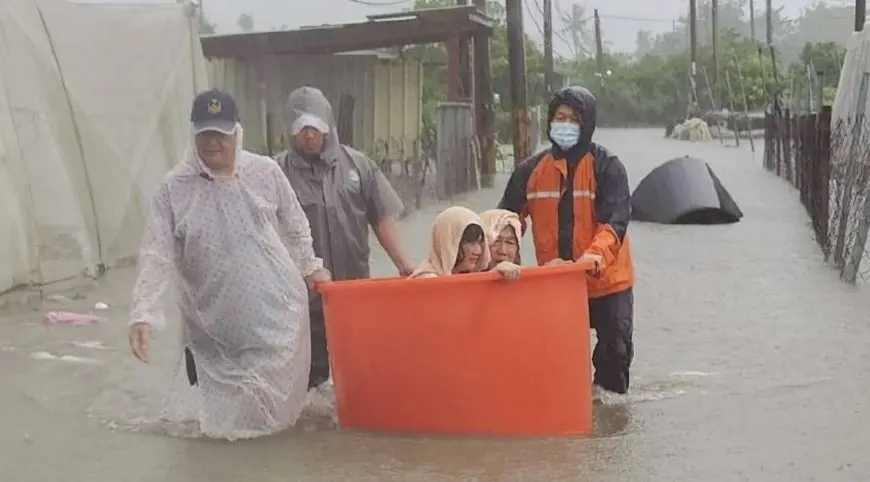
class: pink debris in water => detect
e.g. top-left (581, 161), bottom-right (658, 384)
top-left (44, 311), bottom-right (101, 326)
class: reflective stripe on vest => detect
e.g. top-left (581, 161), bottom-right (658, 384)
top-left (527, 190), bottom-right (596, 200)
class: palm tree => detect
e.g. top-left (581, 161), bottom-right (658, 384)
top-left (556, 2), bottom-right (596, 60)
top-left (237, 12), bottom-right (254, 33)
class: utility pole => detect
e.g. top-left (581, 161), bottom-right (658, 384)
top-left (505, 0), bottom-right (530, 163)
top-left (569, 4), bottom-right (582, 60)
top-left (764, 0), bottom-right (776, 113)
top-left (749, 0), bottom-right (756, 42)
top-left (689, 0), bottom-right (698, 110)
top-left (473, 0), bottom-right (496, 186)
top-left (593, 9), bottom-right (603, 74)
top-left (711, 0), bottom-right (719, 90)
top-left (857, 0), bottom-right (866, 31)
top-left (543, 0), bottom-right (554, 94)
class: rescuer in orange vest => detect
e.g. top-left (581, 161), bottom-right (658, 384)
top-left (497, 86), bottom-right (635, 395)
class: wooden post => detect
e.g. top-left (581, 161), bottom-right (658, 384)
top-left (735, 60), bottom-right (755, 153)
top-left (857, 0), bottom-right (866, 32)
top-left (473, 0), bottom-right (496, 186)
top-left (711, 0), bottom-right (719, 89)
top-left (700, 65), bottom-right (723, 143)
top-left (543, 0), bottom-right (554, 94)
top-left (817, 106), bottom-right (832, 253)
top-left (457, 0), bottom-right (473, 100)
top-left (506, 0), bottom-right (530, 163)
top-left (749, 0), bottom-right (756, 42)
top-left (782, 108), bottom-right (791, 183)
top-left (252, 54), bottom-right (270, 155)
top-left (724, 69), bottom-right (739, 146)
top-left (446, 37), bottom-right (462, 101)
top-left (459, 37), bottom-right (473, 100)
top-left (593, 9), bottom-right (603, 74)
top-left (689, 0), bottom-right (699, 106)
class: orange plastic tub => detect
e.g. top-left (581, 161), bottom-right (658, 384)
top-left (316, 262), bottom-right (593, 437)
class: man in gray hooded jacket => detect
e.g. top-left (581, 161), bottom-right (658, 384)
top-left (276, 86), bottom-right (414, 389)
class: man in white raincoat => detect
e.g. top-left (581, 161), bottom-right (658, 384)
top-left (127, 89), bottom-right (330, 440)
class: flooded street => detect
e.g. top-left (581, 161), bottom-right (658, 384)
top-left (2, 128), bottom-right (870, 481)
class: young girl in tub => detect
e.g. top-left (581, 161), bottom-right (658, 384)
top-left (410, 206), bottom-right (521, 280)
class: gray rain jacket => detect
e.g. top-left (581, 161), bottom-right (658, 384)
top-left (275, 86), bottom-right (403, 285)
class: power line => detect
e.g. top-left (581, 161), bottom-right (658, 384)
top-left (524, 0), bottom-right (546, 39)
top-left (552, 1), bottom-right (594, 58)
top-left (345, 0), bottom-right (412, 6)
top-left (552, 3), bottom-right (676, 25)
top-left (526, 0), bottom-right (574, 56)
top-left (599, 14), bottom-right (675, 24)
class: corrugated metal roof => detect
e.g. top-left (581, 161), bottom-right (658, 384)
top-left (200, 6), bottom-right (492, 58)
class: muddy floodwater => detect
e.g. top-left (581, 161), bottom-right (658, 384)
top-left (2, 128), bottom-right (870, 481)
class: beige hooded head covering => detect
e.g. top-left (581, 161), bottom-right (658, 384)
top-left (480, 209), bottom-right (522, 265)
top-left (411, 206), bottom-right (491, 277)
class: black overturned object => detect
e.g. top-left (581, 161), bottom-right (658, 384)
top-left (630, 156), bottom-right (743, 225)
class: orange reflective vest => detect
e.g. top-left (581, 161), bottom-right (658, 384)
top-left (500, 147), bottom-right (634, 299)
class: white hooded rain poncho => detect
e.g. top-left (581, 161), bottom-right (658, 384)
top-left (129, 124), bottom-right (322, 440)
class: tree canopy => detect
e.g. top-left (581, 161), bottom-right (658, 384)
top-left (412, 0), bottom-right (848, 129)
top-left (199, 0), bottom-right (849, 129)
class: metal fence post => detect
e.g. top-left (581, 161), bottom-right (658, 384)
top-left (842, 180), bottom-right (870, 283)
top-left (817, 106), bottom-right (832, 253)
top-left (764, 112), bottom-right (774, 170)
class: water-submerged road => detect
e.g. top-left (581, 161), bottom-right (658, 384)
top-left (2, 128), bottom-right (869, 481)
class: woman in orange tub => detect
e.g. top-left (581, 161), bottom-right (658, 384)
top-left (411, 206), bottom-right (520, 280)
top-left (480, 209), bottom-right (522, 266)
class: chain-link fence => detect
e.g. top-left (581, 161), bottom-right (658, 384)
top-left (764, 108), bottom-right (832, 254)
top-left (368, 123), bottom-right (481, 215)
top-left (369, 132), bottom-right (437, 213)
top-left (367, 130), bottom-right (436, 211)
top-left (828, 115), bottom-right (870, 283)
top-left (765, 107), bottom-right (870, 284)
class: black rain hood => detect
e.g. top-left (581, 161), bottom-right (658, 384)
top-left (546, 86), bottom-right (597, 161)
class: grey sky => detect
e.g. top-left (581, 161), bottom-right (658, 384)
top-left (103, 0), bottom-right (831, 53)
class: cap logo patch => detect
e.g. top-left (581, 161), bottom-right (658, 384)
top-left (207, 99), bottom-right (222, 114)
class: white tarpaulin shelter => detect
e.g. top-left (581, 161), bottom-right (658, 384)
top-left (830, 28), bottom-right (870, 282)
top-left (833, 28), bottom-right (870, 125)
top-left (0, 0), bottom-right (208, 295)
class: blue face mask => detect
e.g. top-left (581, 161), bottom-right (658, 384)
top-left (549, 121), bottom-right (581, 150)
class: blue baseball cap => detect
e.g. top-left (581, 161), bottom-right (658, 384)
top-left (190, 89), bottom-right (239, 135)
